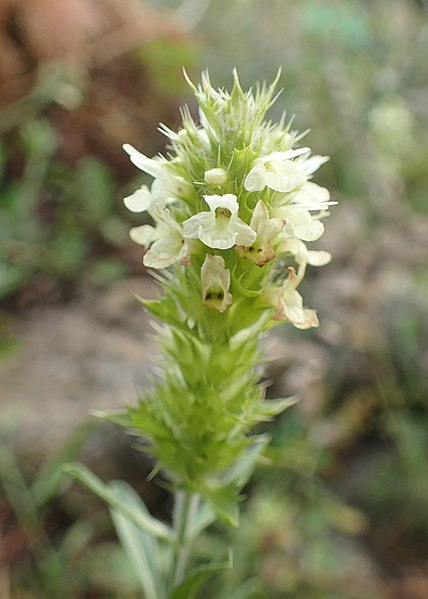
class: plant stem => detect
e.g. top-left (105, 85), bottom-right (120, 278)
top-left (170, 490), bottom-right (200, 588)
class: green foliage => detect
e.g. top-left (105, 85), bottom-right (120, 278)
top-left (109, 481), bottom-right (165, 599)
top-left (0, 423), bottom-right (99, 598)
top-left (64, 462), bottom-right (174, 542)
top-left (142, 38), bottom-right (198, 97)
top-left (198, 0), bottom-right (428, 209)
top-left (167, 552), bottom-right (232, 599)
top-left (0, 120), bottom-right (128, 300)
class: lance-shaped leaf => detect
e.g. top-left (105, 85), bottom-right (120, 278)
top-left (109, 480), bottom-right (163, 599)
top-left (63, 462), bottom-right (173, 543)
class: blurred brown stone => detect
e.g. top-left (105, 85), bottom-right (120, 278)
top-left (0, 0), bottom-right (192, 171)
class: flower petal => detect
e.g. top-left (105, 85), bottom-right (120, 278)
top-left (123, 185), bottom-right (152, 213)
top-left (264, 160), bottom-right (306, 193)
top-left (300, 154), bottom-right (329, 176)
top-left (198, 218), bottom-right (236, 249)
top-left (257, 147), bottom-right (310, 164)
top-left (244, 163), bottom-right (267, 192)
top-left (143, 236), bottom-right (188, 269)
top-left (204, 193), bottom-right (239, 215)
top-left (129, 224), bottom-right (156, 246)
top-left (183, 212), bottom-right (212, 239)
top-left (123, 144), bottom-right (164, 178)
top-left (307, 250), bottom-right (332, 266)
top-left (284, 210), bottom-right (325, 241)
top-left (293, 309), bottom-right (319, 329)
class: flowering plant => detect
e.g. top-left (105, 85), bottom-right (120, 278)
top-left (66, 70), bottom-right (334, 598)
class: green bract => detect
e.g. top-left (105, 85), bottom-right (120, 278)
top-left (110, 70), bottom-right (334, 525)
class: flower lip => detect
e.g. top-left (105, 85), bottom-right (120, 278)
top-left (183, 194), bottom-right (256, 250)
top-left (123, 185), bottom-right (153, 213)
top-left (203, 193), bottom-right (239, 215)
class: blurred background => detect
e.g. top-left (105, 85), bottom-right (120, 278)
top-left (1, 0), bottom-right (428, 597)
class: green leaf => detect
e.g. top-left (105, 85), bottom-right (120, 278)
top-left (198, 437), bottom-right (271, 527)
top-left (202, 482), bottom-right (239, 527)
top-left (227, 579), bottom-right (262, 599)
top-left (63, 462), bottom-right (173, 543)
top-left (32, 421), bottom-right (97, 509)
top-left (59, 519), bottom-right (95, 557)
top-left (221, 435), bottom-right (269, 487)
top-left (187, 501), bottom-right (216, 542)
top-left (255, 396), bottom-right (298, 419)
top-left (167, 551), bottom-right (233, 599)
top-left (109, 481), bottom-right (163, 599)
top-left (90, 409), bottom-right (132, 428)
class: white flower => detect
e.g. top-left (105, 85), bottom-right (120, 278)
top-left (237, 200), bottom-right (283, 266)
top-left (298, 154), bottom-right (329, 177)
top-left (183, 194), bottom-right (256, 250)
top-left (204, 168), bottom-right (227, 185)
top-left (129, 205), bottom-right (189, 269)
top-left (123, 143), bottom-right (192, 201)
top-left (243, 147), bottom-right (309, 193)
top-left (264, 267), bottom-right (319, 329)
top-left (275, 207), bottom-right (325, 242)
top-left (287, 181), bottom-right (336, 212)
top-left (123, 177), bottom-right (179, 214)
top-left (279, 238), bottom-right (332, 267)
top-left (200, 255), bottom-right (233, 313)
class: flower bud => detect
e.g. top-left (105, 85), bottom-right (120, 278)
top-left (204, 168), bottom-right (227, 185)
top-left (201, 254), bottom-right (233, 313)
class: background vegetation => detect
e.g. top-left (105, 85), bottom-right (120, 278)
top-left (1, 0), bottom-right (427, 597)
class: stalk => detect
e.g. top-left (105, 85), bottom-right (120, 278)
top-left (71, 70), bottom-right (335, 597)
top-left (170, 491), bottom-right (200, 588)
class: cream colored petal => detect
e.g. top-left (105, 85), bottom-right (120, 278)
top-left (183, 212), bottom-right (212, 239)
top-left (277, 238), bottom-right (308, 263)
top-left (129, 224), bottom-right (157, 246)
top-left (291, 181), bottom-right (330, 203)
top-left (199, 219), bottom-right (236, 249)
top-left (204, 193), bottom-right (239, 215)
top-left (282, 288), bottom-right (305, 324)
top-left (294, 219), bottom-right (324, 242)
top-left (264, 161), bottom-right (306, 193)
top-left (307, 250), bottom-right (332, 266)
top-left (244, 163), bottom-right (267, 192)
top-left (123, 185), bottom-right (152, 213)
top-left (143, 236), bottom-right (186, 269)
top-left (293, 309), bottom-right (319, 329)
top-left (286, 210), bottom-right (325, 242)
top-left (233, 219), bottom-right (257, 247)
top-left (300, 154), bottom-right (329, 176)
top-left (257, 147), bottom-right (310, 164)
top-left (250, 200), bottom-right (282, 243)
top-left (123, 144), bottom-right (164, 178)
